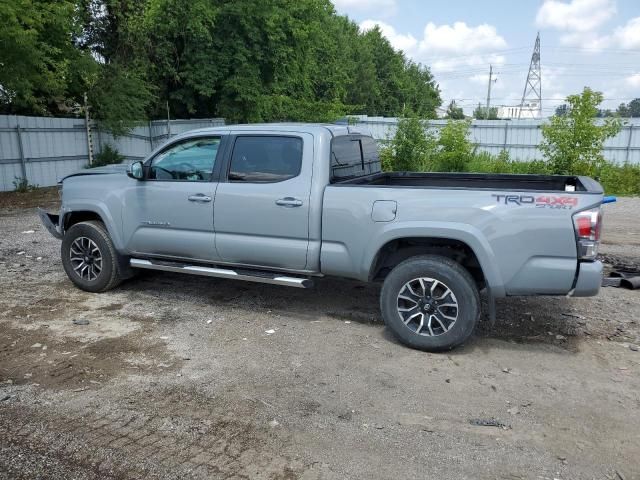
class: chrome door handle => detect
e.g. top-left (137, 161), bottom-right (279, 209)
top-left (275, 197), bottom-right (303, 207)
top-left (188, 194), bottom-right (212, 203)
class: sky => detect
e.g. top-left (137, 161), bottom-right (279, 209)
top-left (331, 0), bottom-right (640, 116)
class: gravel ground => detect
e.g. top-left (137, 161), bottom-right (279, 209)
top-left (1, 190), bottom-right (639, 480)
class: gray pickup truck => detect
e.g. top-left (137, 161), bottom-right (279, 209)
top-left (39, 123), bottom-right (604, 351)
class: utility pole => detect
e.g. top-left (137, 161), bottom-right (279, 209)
top-left (485, 64), bottom-right (495, 119)
top-left (84, 92), bottom-right (94, 166)
top-left (166, 100), bottom-right (171, 139)
top-left (519, 32), bottom-right (542, 119)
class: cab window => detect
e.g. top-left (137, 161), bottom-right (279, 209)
top-left (149, 137), bottom-right (220, 181)
top-left (228, 136), bottom-right (302, 183)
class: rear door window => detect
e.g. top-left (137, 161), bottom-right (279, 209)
top-left (330, 135), bottom-right (381, 182)
top-left (228, 136), bottom-right (303, 183)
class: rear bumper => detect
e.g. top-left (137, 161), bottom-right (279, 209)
top-left (37, 208), bottom-right (63, 240)
top-left (570, 260), bottom-right (603, 297)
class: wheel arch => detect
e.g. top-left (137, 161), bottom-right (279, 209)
top-left (61, 203), bottom-right (124, 251)
top-left (365, 226), bottom-right (505, 297)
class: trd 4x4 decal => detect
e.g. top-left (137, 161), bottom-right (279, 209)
top-left (492, 194), bottom-right (578, 209)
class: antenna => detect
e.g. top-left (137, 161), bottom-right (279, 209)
top-left (518, 32), bottom-right (542, 119)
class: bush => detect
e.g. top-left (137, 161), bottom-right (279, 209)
top-left (90, 144), bottom-right (125, 168)
top-left (380, 111), bottom-right (640, 196)
top-left (379, 115), bottom-right (437, 172)
top-left (541, 88), bottom-right (622, 176)
top-left (12, 176), bottom-right (38, 193)
top-left (433, 120), bottom-right (473, 172)
top-left (599, 162), bottom-right (640, 196)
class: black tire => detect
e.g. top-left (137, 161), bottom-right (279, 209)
top-left (380, 255), bottom-right (480, 352)
top-left (61, 220), bottom-right (124, 293)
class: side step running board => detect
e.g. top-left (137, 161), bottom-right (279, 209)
top-left (130, 258), bottom-right (313, 289)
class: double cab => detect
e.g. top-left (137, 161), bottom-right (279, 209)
top-left (40, 124), bottom-right (604, 351)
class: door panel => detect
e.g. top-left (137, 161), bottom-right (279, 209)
top-left (123, 181), bottom-right (218, 261)
top-left (122, 135), bottom-right (222, 262)
top-left (214, 133), bottom-right (313, 270)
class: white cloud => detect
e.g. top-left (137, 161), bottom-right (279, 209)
top-left (332, 0), bottom-right (396, 13)
top-left (625, 73), bottom-right (640, 89)
top-left (359, 20), bottom-right (417, 52)
top-left (612, 17), bottom-right (640, 49)
top-left (558, 31), bottom-right (611, 50)
top-left (535, 0), bottom-right (616, 32)
top-left (418, 22), bottom-right (507, 55)
top-left (431, 54), bottom-right (506, 74)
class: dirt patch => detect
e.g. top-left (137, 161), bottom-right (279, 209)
top-left (0, 323), bottom-right (178, 391)
top-left (0, 186), bottom-right (59, 212)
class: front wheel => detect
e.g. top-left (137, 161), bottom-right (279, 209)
top-left (380, 255), bottom-right (480, 352)
top-left (61, 220), bottom-right (124, 293)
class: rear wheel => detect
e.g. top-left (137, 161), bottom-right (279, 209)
top-left (61, 221), bottom-right (124, 292)
top-left (380, 255), bottom-right (480, 352)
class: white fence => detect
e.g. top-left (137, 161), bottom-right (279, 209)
top-left (349, 116), bottom-right (640, 165)
top-left (0, 115), bottom-right (224, 191)
top-left (2, 114), bottom-right (638, 192)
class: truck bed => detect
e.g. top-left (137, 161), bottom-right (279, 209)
top-left (335, 171), bottom-right (603, 193)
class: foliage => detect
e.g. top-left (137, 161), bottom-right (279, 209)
top-left (0, 0), bottom-right (82, 114)
top-left (12, 176), bottom-right (38, 193)
top-left (434, 120), bottom-right (474, 171)
top-left (616, 103), bottom-right (631, 117)
top-left (598, 161), bottom-right (640, 196)
top-left (541, 88), bottom-right (622, 176)
top-left (380, 115), bottom-right (436, 171)
top-left (473, 104), bottom-right (498, 120)
top-left (445, 101), bottom-right (465, 120)
top-left (467, 151), bottom-right (551, 175)
top-left (1, 0), bottom-right (441, 128)
top-left (615, 98), bottom-right (640, 118)
top-left (91, 144), bottom-right (124, 167)
top-left (380, 104), bottom-right (639, 196)
top-left (380, 116), bottom-right (474, 172)
top-left (88, 64), bottom-right (155, 136)
top-left (555, 104), bottom-right (568, 117)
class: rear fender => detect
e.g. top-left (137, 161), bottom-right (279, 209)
top-left (365, 221), bottom-right (506, 297)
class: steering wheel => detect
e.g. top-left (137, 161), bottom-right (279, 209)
top-left (175, 162), bottom-right (202, 180)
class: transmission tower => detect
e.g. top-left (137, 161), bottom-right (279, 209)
top-left (518, 32), bottom-right (542, 119)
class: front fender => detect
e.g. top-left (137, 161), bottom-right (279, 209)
top-left (61, 200), bottom-right (124, 251)
top-left (362, 221), bottom-right (506, 297)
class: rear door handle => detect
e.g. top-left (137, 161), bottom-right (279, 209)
top-left (188, 194), bottom-right (212, 203)
top-left (275, 197), bottom-right (303, 208)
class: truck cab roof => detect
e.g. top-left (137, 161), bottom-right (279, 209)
top-left (176, 123), bottom-right (363, 140)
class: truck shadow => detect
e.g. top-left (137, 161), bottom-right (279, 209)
top-left (126, 272), bottom-right (595, 353)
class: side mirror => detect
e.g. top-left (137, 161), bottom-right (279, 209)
top-left (127, 161), bottom-right (144, 180)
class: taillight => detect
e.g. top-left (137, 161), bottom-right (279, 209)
top-left (572, 207), bottom-right (602, 260)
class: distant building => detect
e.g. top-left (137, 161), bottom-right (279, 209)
top-left (435, 106), bottom-right (448, 118)
top-left (496, 102), bottom-right (541, 119)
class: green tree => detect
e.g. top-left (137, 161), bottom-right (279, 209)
top-left (0, 0), bottom-right (81, 114)
top-left (2, 0), bottom-right (442, 126)
top-left (616, 102), bottom-right (631, 117)
top-left (629, 98), bottom-right (640, 118)
top-left (540, 88), bottom-right (622, 176)
top-left (555, 104), bottom-right (568, 117)
top-left (445, 100), bottom-right (465, 119)
top-left (473, 103), bottom-right (497, 120)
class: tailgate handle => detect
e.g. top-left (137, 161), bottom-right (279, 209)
top-left (276, 197), bottom-right (303, 207)
top-left (188, 194), bottom-right (212, 203)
